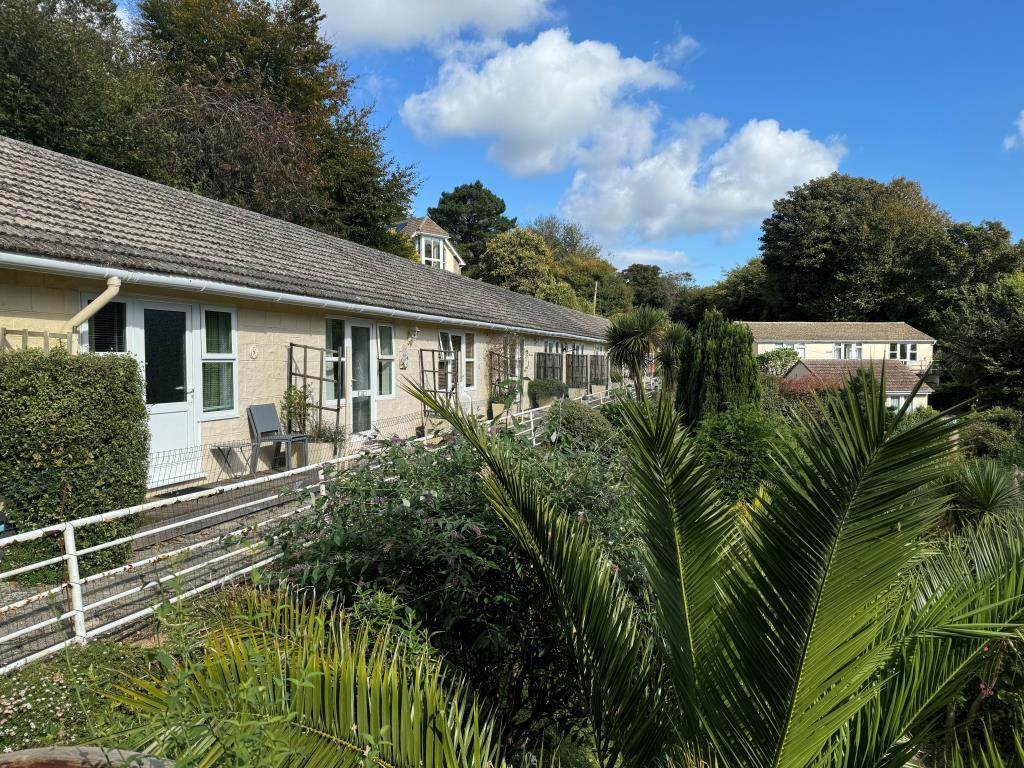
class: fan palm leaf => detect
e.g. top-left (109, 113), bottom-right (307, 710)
top-left (408, 386), bottom-right (672, 768)
top-left (108, 589), bottom-right (507, 768)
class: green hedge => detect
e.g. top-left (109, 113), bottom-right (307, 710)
top-left (0, 348), bottom-right (149, 581)
top-left (527, 378), bottom-right (568, 407)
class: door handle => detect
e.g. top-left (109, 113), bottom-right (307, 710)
top-left (174, 386), bottom-right (196, 395)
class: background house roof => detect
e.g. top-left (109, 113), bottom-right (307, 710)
top-left (393, 215), bottom-right (451, 239)
top-left (743, 321), bottom-right (934, 342)
top-left (788, 359), bottom-right (933, 394)
top-left (0, 137), bottom-right (608, 340)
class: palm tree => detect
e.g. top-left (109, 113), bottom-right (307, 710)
top-left (411, 377), bottom-right (1024, 768)
top-left (606, 306), bottom-right (670, 395)
top-left (110, 589), bottom-right (509, 768)
top-left (655, 322), bottom-right (691, 391)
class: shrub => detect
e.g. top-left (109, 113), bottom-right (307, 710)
top-left (0, 348), bottom-right (148, 580)
top-left (0, 640), bottom-right (148, 750)
top-left (757, 348), bottom-right (800, 376)
top-left (696, 404), bottom-right (795, 503)
top-left (545, 398), bottom-right (617, 451)
top-left (278, 434), bottom-right (638, 750)
top-left (527, 377), bottom-right (568, 406)
top-left (959, 407), bottom-right (1024, 462)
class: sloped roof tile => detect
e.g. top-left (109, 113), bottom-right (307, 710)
top-left (743, 321), bottom-right (933, 342)
top-left (0, 136), bottom-right (608, 340)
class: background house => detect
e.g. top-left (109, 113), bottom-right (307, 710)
top-left (743, 321), bottom-right (935, 373)
top-left (393, 216), bottom-right (466, 274)
top-left (784, 358), bottom-right (932, 411)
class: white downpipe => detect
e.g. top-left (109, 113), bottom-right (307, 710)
top-left (60, 275), bottom-right (120, 332)
top-left (2, 251), bottom-right (605, 343)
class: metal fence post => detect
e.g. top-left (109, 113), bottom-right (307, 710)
top-left (63, 524), bottom-right (87, 644)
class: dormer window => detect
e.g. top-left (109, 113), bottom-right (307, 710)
top-left (421, 237), bottom-right (444, 269)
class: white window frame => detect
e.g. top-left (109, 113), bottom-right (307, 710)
top-left (774, 342), bottom-right (806, 359)
top-left (325, 317), bottom-right (347, 405)
top-left (889, 343), bottom-right (918, 362)
top-left (543, 339), bottom-right (561, 354)
top-left (886, 394), bottom-right (910, 411)
top-left (833, 342), bottom-right (863, 360)
top-left (422, 237), bottom-right (444, 269)
top-left (198, 304), bottom-right (238, 420)
top-left (463, 331), bottom-right (476, 390)
top-left (79, 295), bottom-right (129, 355)
top-left (377, 323), bottom-right (396, 399)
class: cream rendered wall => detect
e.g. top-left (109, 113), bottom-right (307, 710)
top-left (1, 267), bottom-right (606, 487)
top-left (0, 267), bottom-right (84, 348)
top-left (754, 340), bottom-right (934, 371)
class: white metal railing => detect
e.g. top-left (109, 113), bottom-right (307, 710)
top-left (0, 386), bottom-right (625, 674)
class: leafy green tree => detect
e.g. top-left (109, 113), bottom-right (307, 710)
top-left (673, 259), bottom-right (772, 327)
top-left (533, 216), bottom-right (632, 315)
top-left (536, 279), bottom-right (592, 312)
top-left (621, 263), bottom-right (691, 310)
top-left (757, 347), bottom-right (800, 376)
top-left (470, 227), bottom-right (551, 294)
top-left (428, 180), bottom-right (516, 265)
top-left (679, 308), bottom-right (761, 425)
top-left (940, 273), bottom-right (1024, 409)
top-left (415, 379), bottom-right (1024, 768)
top-left (0, 0), bottom-right (159, 174)
top-left (760, 174), bottom-right (1023, 332)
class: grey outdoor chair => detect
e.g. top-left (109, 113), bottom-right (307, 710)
top-left (247, 404), bottom-right (309, 474)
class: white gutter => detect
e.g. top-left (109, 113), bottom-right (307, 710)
top-left (61, 276), bottom-right (120, 332)
top-left (0, 251), bottom-right (607, 343)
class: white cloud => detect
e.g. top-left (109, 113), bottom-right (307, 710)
top-left (321, 0), bottom-right (550, 50)
top-left (401, 28), bottom-right (677, 174)
top-left (1003, 110), bottom-right (1024, 150)
top-left (562, 115), bottom-right (845, 239)
top-left (656, 34), bottom-right (699, 65)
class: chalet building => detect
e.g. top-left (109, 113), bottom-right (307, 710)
top-left (0, 137), bottom-right (610, 490)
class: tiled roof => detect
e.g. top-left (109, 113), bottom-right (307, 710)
top-left (790, 359), bottom-right (933, 394)
top-left (0, 136), bottom-right (608, 340)
top-left (393, 215), bottom-right (450, 239)
top-left (743, 321), bottom-right (933, 342)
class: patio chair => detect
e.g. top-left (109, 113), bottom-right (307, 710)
top-left (247, 404), bottom-right (309, 474)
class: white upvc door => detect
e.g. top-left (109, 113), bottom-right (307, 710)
top-left (132, 300), bottom-right (201, 487)
top-left (348, 321), bottom-right (376, 436)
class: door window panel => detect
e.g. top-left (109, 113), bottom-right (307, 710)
top-left (353, 396), bottom-right (372, 433)
top-left (144, 308), bottom-right (187, 404)
top-left (351, 325), bottom-right (371, 391)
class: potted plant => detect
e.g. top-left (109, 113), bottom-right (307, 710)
top-left (527, 378), bottom-right (568, 409)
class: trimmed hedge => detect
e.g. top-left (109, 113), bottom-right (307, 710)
top-left (527, 378), bottom-right (568, 407)
top-left (0, 348), bottom-right (149, 581)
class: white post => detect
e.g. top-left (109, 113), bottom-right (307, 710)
top-left (63, 524), bottom-right (87, 644)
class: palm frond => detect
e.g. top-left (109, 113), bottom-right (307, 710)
top-left (606, 306), bottom-right (670, 388)
top-left (615, 390), bottom-right (735, 740)
top-left (837, 509), bottom-right (1024, 768)
top-left (945, 722), bottom-right (1024, 768)
top-left (109, 589), bottom-right (506, 768)
top-left (407, 384), bottom-right (672, 768)
top-left (706, 371), bottom-right (960, 768)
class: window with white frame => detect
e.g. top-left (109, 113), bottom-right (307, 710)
top-left (464, 332), bottom-right (476, 388)
top-left (422, 238), bottom-right (444, 268)
top-left (87, 300), bottom-right (127, 353)
top-left (325, 318), bottom-right (346, 401)
top-left (201, 308), bottom-right (236, 413)
top-left (889, 343), bottom-right (918, 362)
top-left (886, 395), bottom-right (908, 411)
top-left (377, 324), bottom-right (395, 397)
top-left (833, 342), bottom-right (863, 360)
top-left (543, 339), bottom-right (561, 354)
top-left (774, 342), bottom-right (806, 359)
top-left (566, 342), bottom-right (585, 355)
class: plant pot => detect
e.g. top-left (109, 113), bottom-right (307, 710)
top-left (490, 402), bottom-right (507, 419)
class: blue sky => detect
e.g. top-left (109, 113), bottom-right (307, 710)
top-left (262, 1), bottom-right (1024, 282)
